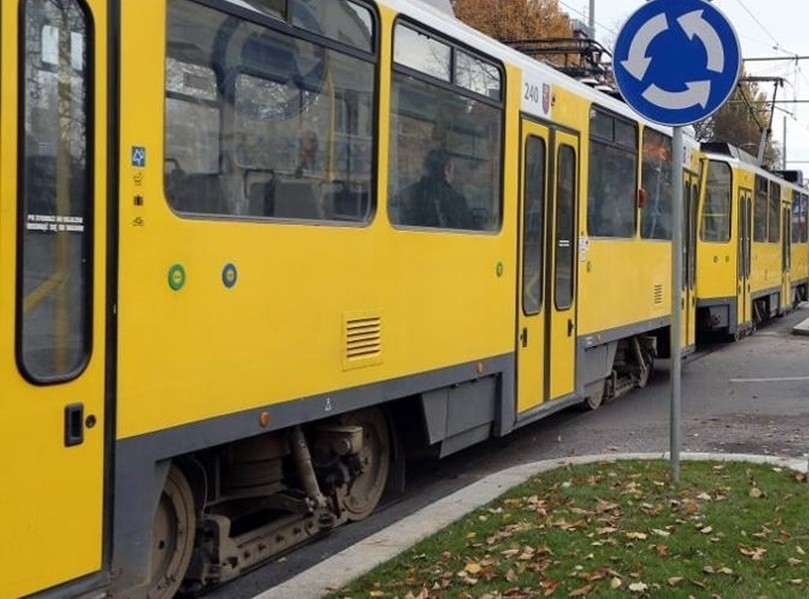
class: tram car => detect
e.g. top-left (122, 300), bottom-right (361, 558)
top-left (696, 143), bottom-right (809, 338)
top-left (2, 0), bottom-right (803, 597)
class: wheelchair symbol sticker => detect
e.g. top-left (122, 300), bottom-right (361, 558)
top-left (131, 146), bottom-right (146, 168)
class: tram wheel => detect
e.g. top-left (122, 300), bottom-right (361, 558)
top-left (338, 407), bottom-right (391, 521)
top-left (146, 466), bottom-right (196, 599)
top-left (584, 391), bottom-right (604, 410)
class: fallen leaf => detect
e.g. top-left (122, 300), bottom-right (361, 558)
top-left (610, 577), bottom-right (622, 589)
top-left (696, 492), bottom-right (712, 501)
top-left (464, 562), bottom-right (482, 574)
top-left (749, 487), bottom-right (765, 499)
top-left (703, 566), bottom-right (716, 575)
top-left (791, 579), bottom-right (803, 585)
top-left (789, 558), bottom-right (803, 566)
top-left (628, 582), bottom-right (648, 593)
top-left (798, 546), bottom-right (806, 555)
top-left (626, 532), bottom-right (648, 541)
top-left (667, 576), bottom-right (684, 586)
top-left (718, 567), bottom-right (734, 575)
top-left (568, 584), bottom-right (593, 597)
top-left (504, 569), bottom-right (518, 582)
top-left (701, 526), bottom-right (714, 534)
top-left (739, 544), bottom-right (767, 560)
top-left (369, 591), bottom-right (385, 598)
top-left (652, 528), bottom-right (671, 537)
top-left (542, 580), bottom-right (560, 596)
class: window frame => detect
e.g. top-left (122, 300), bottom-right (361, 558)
top-left (586, 106), bottom-right (639, 239)
top-left (753, 174), bottom-right (768, 243)
top-left (640, 127), bottom-right (673, 241)
top-left (700, 159), bottom-right (732, 243)
top-left (164, 0), bottom-right (381, 225)
top-left (522, 134), bottom-right (546, 316)
top-left (768, 180), bottom-right (781, 244)
top-left (554, 143), bottom-right (576, 311)
top-left (16, 0), bottom-right (95, 385)
top-left (388, 16), bottom-right (506, 234)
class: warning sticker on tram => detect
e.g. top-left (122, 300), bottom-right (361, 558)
top-left (27, 214), bottom-right (85, 233)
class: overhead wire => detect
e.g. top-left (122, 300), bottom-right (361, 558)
top-left (555, 0), bottom-right (618, 38)
top-left (734, 0), bottom-right (793, 55)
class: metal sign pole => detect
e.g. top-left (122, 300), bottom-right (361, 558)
top-left (670, 126), bottom-right (684, 483)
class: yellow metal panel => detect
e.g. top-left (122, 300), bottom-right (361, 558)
top-left (0, 0), bottom-right (107, 595)
top-left (578, 239), bottom-right (671, 335)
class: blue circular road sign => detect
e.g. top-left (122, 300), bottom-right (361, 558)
top-left (613, 0), bottom-right (741, 127)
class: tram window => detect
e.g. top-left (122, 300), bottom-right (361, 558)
top-left (587, 109), bottom-right (637, 238)
top-left (164, 0), bottom-right (375, 222)
top-left (165, 58), bottom-right (219, 175)
top-left (640, 129), bottom-right (673, 240)
top-left (700, 161), bottom-right (731, 243)
top-left (768, 181), bottom-right (781, 243)
top-left (393, 24), bottom-right (451, 82)
top-left (802, 194), bottom-right (809, 243)
top-left (292, 0), bottom-right (374, 52)
top-left (239, 0), bottom-right (286, 19)
top-left (555, 145), bottom-right (576, 310)
top-left (522, 136), bottom-right (546, 315)
top-left (19, 0), bottom-right (92, 382)
top-left (455, 50), bottom-right (501, 100)
top-left (753, 175), bottom-right (768, 242)
top-left (388, 73), bottom-right (502, 231)
top-left (792, 190), bottom-right (802, 244)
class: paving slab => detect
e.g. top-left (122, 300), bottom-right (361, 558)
top-left (252, 452), bottom-right (807, 599)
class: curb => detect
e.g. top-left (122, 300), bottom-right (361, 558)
top-left (252, 452), bottom-right (807, 599)
top-left (793, 315), bottom-right (809, 336)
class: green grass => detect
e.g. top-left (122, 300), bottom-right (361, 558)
top-left (333, 460), bottom-right (809, 598)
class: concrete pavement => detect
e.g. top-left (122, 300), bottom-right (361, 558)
top-left (252, 452), bottom-right (808, 599)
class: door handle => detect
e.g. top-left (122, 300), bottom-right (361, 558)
top-left (567, 319), bottom-right (574, 337)
top-left (520, 327), bottom-right (528, 348)
top-left (65, 403), bottom-right (84, 447)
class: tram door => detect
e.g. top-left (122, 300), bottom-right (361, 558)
top-left (516, 121), bottom-right (578, 414)
top-left (782, 201), bottom-right (792, 308)
top-left (738, 189), bottom-right (753, 328)
top-left (0, 1), bottom-right (107, 596)
top-left (681, 172), bottom-right (699, 349)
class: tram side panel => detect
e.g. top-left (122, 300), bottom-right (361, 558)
top-left (112, 1), bottom-right (517, 592)
top-left (575, 106), bottom-right (671, 401)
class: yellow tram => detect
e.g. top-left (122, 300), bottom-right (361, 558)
top-left (1, 0), bottom-right (806, 597)
top-left (697, 143), bottom-right (808, 337)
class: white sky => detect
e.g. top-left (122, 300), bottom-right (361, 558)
top-left (560, 0), bottom-right (809, 168)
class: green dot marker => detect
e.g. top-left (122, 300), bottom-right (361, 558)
top-left (168, 264), bottom-right (186, 291)
top-left (222, 263), bottom-right (238, 289)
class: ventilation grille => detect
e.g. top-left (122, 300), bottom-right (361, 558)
top-left (653, 284), bottom-right (664, 305)
top-left (343, 313), bottom-right (382, 370)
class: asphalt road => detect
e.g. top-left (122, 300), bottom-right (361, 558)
top-left (205, 304), bottom-right (809, 598)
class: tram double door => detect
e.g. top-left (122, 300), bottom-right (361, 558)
top-left (0, 0), bottom-right (108, 596)
top-left (516, 119), bottom-right (578, 414)
top-left (681, 171), bottom-right (699, 350)
top-left (738, 189), bottom-right (753, 329)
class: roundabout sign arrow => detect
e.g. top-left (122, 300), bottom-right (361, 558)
top-left (613, 0), bottom-right (741, 126)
